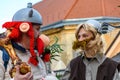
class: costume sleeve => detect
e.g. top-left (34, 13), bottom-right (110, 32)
top-left (0, 50), bottom-right (12, 80)
top-left (0, 50), bottom-right (6, 80)
top-left (113, 69), bottom-right (120, 80)
top-left (61, 63), bottom-right (71, 80)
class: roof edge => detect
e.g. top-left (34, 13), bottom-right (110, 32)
top-left (41, 16), bottom-right (120, 31)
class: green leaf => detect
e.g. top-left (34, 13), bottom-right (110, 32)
top-left (46, 36), bottom-right (63, 63)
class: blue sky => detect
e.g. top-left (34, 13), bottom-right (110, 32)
top-left (0, 0), bottom-right (42, 33)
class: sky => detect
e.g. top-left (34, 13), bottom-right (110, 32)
top-left (0, 0), bottom-right (42, 33)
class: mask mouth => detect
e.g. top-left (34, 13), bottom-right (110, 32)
top-left (72, 38), bottom-right (91, 50)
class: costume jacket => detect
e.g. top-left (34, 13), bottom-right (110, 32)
top-left (0, 42), bottom-right (46, 80)
top-left (69, 56), bottom-right (118, 80)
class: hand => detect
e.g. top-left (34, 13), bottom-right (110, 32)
top-left (14, 65), bottom-right (33, 80)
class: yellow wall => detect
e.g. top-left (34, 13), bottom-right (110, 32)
top-left (102, 28), bottom-right (120, 57)
top-left (42, 25), bottom-right (76, 70)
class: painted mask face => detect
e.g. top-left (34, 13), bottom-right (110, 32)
top-left (73, 28), bottom-right (94, 50)
top-left (33, 24), bottom-right (41, 39)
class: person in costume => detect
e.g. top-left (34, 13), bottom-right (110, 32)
top-left (62, 19), bottom-right (120, 80)
top-left (0, 3), bottom-right (51, 80)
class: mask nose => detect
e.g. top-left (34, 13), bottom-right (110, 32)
top-left (78, 36), bottom-right (86, 42)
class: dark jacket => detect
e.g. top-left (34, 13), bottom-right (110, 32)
top-left (69, 56), bottom-right (118, 80)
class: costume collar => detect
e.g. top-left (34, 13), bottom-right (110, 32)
top-left (81, 51), bottom-right (106, 63)
top-left (11, 41), bottom-right (26, 53)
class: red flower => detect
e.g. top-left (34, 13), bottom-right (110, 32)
top-left (43, 54), bottom-right (50, 62)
